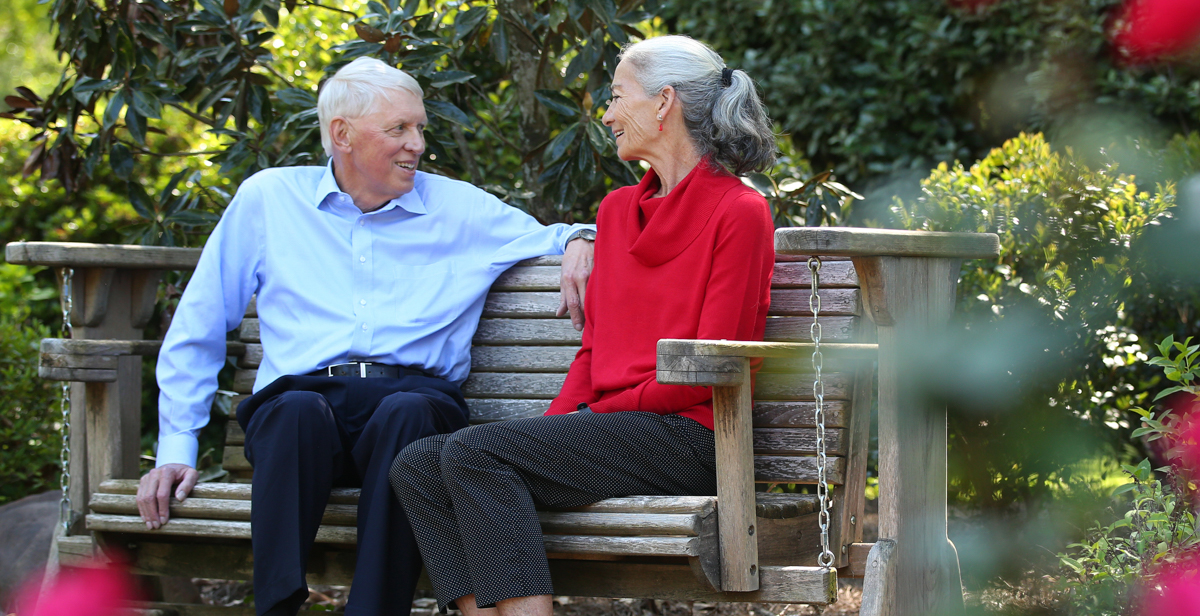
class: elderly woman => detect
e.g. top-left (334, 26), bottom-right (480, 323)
top-left (390, 35), bottom-right (776, 616)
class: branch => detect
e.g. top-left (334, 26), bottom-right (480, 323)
top-left (296, 0), bottom-right (359, 17)
top-left (167, 103), bottom-right (217, 127)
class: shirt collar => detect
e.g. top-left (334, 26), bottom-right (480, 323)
top-left (313, 160), bottom-right (428, 215)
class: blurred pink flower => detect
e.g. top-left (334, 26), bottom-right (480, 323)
top-left (1111, 0), bottom-right (1200, 64)
top-left (1142, 556), bottom-right (1200, 616)
top-left (14, 561), bottom-right (139, 616)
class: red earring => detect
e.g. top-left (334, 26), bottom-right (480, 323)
top-left (658, 123), bottom-right (663, 131)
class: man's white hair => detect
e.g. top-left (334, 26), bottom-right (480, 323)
top-left (318, 57), bottom-right (424, 155)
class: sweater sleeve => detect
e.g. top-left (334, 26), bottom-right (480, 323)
top-left (545, 316), bottom-right (596, 414)
top-left (587, 192), bottom-right (774, 415)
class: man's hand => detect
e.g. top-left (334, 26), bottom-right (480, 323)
top-left (137, 463), bottom-right (199, 529)
top-left (558, 238), bottom-right (594, 331)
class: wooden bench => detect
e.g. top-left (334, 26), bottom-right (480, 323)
top-left (6, 227), bottom-right (998, 616)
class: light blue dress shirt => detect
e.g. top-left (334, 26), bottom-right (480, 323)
top-left (155, 163), bottom-right (590, 468)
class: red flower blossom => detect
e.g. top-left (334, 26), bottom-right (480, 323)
top-left (1110, 0), bottom-right (1200, 65)
top-left (14, 561), bottom-right (139, 616)
top-left (1142, 555), bottom-right (1200, 615)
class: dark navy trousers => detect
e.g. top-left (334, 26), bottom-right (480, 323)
top-left (237, 374), bottom-right (470, 616)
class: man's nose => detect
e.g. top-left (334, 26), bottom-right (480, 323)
top-left (601, 107), bottom-right (613, 126)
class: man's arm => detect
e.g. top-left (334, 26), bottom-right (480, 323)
top-left (470, 189), bottom-right (595, 329)
top-left (137, 182), bottom-right (263, 529)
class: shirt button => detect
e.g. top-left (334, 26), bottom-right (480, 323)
top-left (360, 299), bottom-right (367, 306)
top-left (359, 220), bottom-right (365, 226)
top-left (359, 256), bottom-right (366, 263)
top-left (361, 323), bottom-right (368, 331)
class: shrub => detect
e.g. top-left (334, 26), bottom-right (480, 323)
top-left (664, 0), bottom-right (1200, 194)
top-left (0, 309), bottom-right (60, 505)
top-left (892, 132), bottom-right (1175, 507)
top-left (1058, 336), bottom-right (1200, 615)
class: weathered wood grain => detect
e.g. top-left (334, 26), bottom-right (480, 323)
top-left (755, 456), bottom-right (846, 485)
top-left (40, 338), bottom-right (245, 358)
top-left (88, 493), bottom-right (358, 526)
top-left (39, 366), bottom-right (118, 382)
top-left (712, 357), bottom-right (758, 591)
top-left (537, 512), bottom-right (701, 537)
top-left (547, 561), bottom-right (837, 604)
top-left (657, 340), bottom-right (877, 359)
top-left (86, 514), bottom-right (358, 544)
top-left (470, 346), bottom-right (579, 372)
top-left (842, 542), bottom-right (876, 578)
top-left (473, 319), bottom-right (583, 345)
top-left (772, 260), bottom-right (857, 288)
top-left (482, 289), bottom-right (860, 318)
top-left (542, 535), bottom-right (696, 557)
top-left (764, 316), bottom-right (858, 343)
top-left (775, 227), bottom-right (1000, 259)
top-left (5, 241), bottom-right (203, 268)
top-left (859, 539), bottom-right (896, 616)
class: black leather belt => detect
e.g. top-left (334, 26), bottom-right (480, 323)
top-left (307, 362), bottom-right (430, 379)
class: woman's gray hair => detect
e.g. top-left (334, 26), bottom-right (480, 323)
top-left (317, 57), bottom-right (424, 155)
top-left (618, 35), bottom-right (775, 175)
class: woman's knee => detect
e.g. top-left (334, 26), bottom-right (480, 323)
top-left (390, 435), bottom-right (447, 494)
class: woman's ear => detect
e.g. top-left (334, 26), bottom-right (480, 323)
top-left (329, 117), bottom-right (353, 152)
top-left (658, 85), bottom-right (677, 120)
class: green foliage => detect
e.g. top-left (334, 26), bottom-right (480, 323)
top-left (663, 0), bottom-right (1200, 193)
top-left (2, 0), bottom-right (657, 240)
top-left (0, 309), bottom-right (59, 505)
top-left (0, 0), bottom-right (61, 102)
top-left (742, 136), bottom-right (862, 228)
top-left (1058, 337), bottom-right (1200, 616)
top-left (892, 132), bottom-right (1176, 507)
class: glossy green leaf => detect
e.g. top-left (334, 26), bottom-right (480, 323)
top-left (534, 90), bottom-right (579, 117)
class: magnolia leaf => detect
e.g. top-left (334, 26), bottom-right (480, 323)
top-left (534, 90), bottom-right (580, 117)
top-left (355, 23), bottom-right (386, 43)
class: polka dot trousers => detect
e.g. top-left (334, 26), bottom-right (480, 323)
top-left (389, 411), bottom-right (717, 611)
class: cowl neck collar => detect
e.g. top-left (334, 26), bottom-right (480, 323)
top-left (624, 161), bottom-right (744, 267)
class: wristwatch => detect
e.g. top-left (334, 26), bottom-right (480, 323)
top-left (567, 228), bottom-right (597, 243)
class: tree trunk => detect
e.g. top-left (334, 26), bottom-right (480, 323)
top-left (499, 0), bottom-right (554, 222)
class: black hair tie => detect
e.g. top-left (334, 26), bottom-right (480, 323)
top-left (721, 67), bottom-right (734, 88)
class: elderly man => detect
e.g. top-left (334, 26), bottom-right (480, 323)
top-left (133, 58), bottom-right (595, 616)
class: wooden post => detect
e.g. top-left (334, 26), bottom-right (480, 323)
top-left (711, 358), bottom-right (759, 591)
top-left (775, 228), bottom-right (999, 616)
top-left (71, 269), bottom-right (147, 533)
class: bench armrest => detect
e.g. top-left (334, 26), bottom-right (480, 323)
top-left (39, 338), bottom-right (246, 382)
top-left (6, 241), bottom-right (201, 269)
top-left (656, 339), bottom-right (877, 591)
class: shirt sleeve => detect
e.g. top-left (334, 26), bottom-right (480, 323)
top-left (154, 181), bottom-right (264, 468)
top-left (586, 193), bottom-right (774, 415)
top-left (468, 189), bottom-right (595, 266)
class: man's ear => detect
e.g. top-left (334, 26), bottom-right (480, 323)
top-left (329, 117), bottom-right (353, 152)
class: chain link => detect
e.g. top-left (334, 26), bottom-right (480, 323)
top-left (809, 257), bottom-right (835, 569)
top-left (59, 268), bottom-right (74, 534)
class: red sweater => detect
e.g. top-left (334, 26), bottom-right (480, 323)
top-left (544, 161), bottom-right (775, 429)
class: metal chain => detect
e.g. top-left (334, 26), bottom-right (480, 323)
top-left (809, 257), bottom-right (835, 569)
top-left (59, 268), bottom-right (74, 534)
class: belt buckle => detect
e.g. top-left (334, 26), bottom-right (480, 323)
top-left (325, 362), bottom-right (371, 377)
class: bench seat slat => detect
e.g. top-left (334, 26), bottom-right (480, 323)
top-left (89, 493), bottom-right (358, 525)
top-left (86, 515), bottom-right (700, 556)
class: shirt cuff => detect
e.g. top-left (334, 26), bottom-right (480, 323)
top-left (562, 224), bottom-right (597, 252)
top-left (156, 432), bottom-right (200, 469)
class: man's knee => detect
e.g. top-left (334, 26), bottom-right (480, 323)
top-left (249, 390), bottom-right (335, 440)
top-left (369, 391), bottom-right (438, 436)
